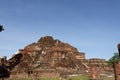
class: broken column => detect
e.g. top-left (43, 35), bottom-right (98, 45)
top-left (0, 56), bottom-right (7, 66)
top-left (114, 43), bottom-right (120, 80)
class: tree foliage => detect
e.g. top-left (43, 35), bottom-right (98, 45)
top-left (107, 53), bottom-right (120, 67)
top-left (0, 25), bottom-right (4, 32)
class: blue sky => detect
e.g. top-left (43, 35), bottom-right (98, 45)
top-left (0, 0), bottom-right (120, 60)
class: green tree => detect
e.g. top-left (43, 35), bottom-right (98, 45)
top-left (107, 53), bottom-right (120, 67)
top-left (0, 25), bottom-right (4, 32)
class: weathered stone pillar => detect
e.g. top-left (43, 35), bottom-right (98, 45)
top-left (114, 44), bottom-right (120, 80)
top-left (0, 56), bottom-right (6, 66)
top-left (0, 57), bottom-right (6, 80)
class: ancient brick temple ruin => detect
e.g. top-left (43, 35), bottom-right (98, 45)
top-left (0, 36), bottom-right (113, 79)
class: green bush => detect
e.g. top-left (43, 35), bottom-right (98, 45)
top-left (70, 76), bottom-right (88, 80)
top-left (11, 78), bottom-right (32, 80)
top-left (40, 77), bottom-right (59, 80)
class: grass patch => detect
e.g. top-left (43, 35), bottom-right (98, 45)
top-left (5, 76), bottom-right (115, 80)
top-left (40, 77), bottom-right (60, 80)
top-left (10, 77), bottom-right (60, 80)
top-left (9, 78), bottom-right (33, 80)
top-left (69, 76), bottom-right (88, 80)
